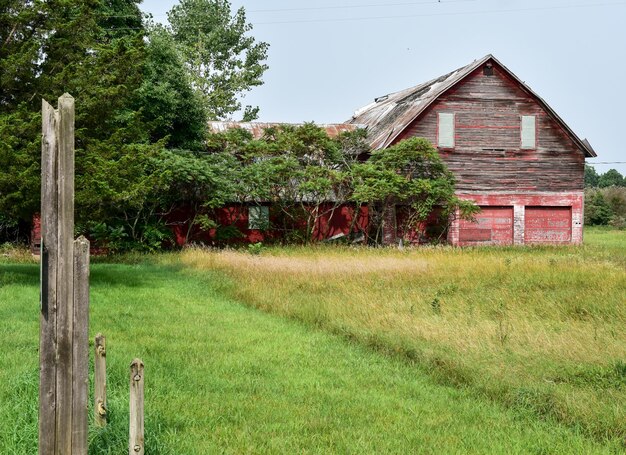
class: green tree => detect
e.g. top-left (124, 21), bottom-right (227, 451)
top-left (138, 25), bottom-right (208, 150)
top-left (598, 169), bottom-right (625, 188)
top-left (584, 164), bottom-right (600, 188)
top-left (0, 0), bottom-right (153, 232)
top-left (0, 1), bottom-right (43, 109)
top-left (584, 190), bottom-right (613, 225)
top-left (168, 0), bottom-right (269, 120)
top-left (351, 138), bottom-right (477, 244)
top-left (1, 0), bottom-right (271, 249)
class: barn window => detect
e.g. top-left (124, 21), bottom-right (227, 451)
top-left (438, 112), bottom-right (455, 148)
top-left (248, 205), bottom-right (269, 230)
top-left (483, 63), bottom-right (494, 76)
top-left (521, 115), bottom-right (536, 149)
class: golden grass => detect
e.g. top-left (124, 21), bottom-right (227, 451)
top-left (180, 232), bottom-right (626, 442)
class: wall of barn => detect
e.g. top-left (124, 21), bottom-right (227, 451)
top-left (447, 192), bottom-right (584, 246)
top-left (394, 64), bottom-right (586, 193)
top-left (167, 203), bottom-right (369, 246)
top-left (392, 63), bottom-right (586, 245)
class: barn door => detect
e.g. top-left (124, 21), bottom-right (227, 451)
top-left (524, 206), bottom-right (572, 243)
top-left (458, 206), bottom-right (514, 246)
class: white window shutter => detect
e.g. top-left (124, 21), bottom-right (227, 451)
top-left (438, 113), bottom-right (455, 148)
top-left (521, 115), bottom-right (536, 149)
top-left (248, 206), bottom-right (269, 230)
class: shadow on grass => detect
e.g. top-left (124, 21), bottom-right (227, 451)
top-left (90, 263), bottom-right (186, 290)
top-left (0, 264), bottom-right (39, 287)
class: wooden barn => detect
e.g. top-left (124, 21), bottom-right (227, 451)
top-left (348, 54), bottom-right (596, 246)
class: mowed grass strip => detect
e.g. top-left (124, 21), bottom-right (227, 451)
top-left (182, 228), bottom-right (626, 446)
top-left (0, 260), bottom-right (617, 453)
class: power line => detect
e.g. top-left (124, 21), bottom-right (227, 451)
top-left (252, 1), bottom-right (626, 25)
top-left (587, 162), bottom-right (626, 165)
top-left (247, 0), bottom-right (477, 13)
top-left (64, 1), bottom-right (626, 29)
top-left (95, 0), bottom-right (477, 17)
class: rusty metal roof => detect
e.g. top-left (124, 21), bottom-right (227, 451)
top-left (348, 54), bottom-right (597, 158)
top-left (208, 121), bottom-right (360, 139)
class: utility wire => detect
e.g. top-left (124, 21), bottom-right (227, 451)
top-left (94, 0), bottom-right (476, 17)
top-left (247, 0), bottom-right (477, 13)
top-left (253, 1), bottom-right (626, 25)
top-left (97, 0), bottom-right (626, 29)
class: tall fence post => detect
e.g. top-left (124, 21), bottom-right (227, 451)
top-left (55, 93), bottom-right (75, 454)
top-left (129, 359), bottom-right (145, 455)
top-left (94, 334), bottom-right (107, 426)
top-left (39, 97), bottom-right (58, 455)
top-left (39, 93), bottom-right (88, 455)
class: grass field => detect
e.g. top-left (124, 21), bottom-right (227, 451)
top-left (0, 228), bottom-right (624, 453)
top-left (182, 227), bottom-right (626, 448)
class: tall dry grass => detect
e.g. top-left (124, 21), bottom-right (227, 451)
top-left (181, 230), bottom-right (626, 444)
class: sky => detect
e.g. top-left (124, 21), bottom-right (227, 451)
top-left (140, 0), bottom-right (626, 175)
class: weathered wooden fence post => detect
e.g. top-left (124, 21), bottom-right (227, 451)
top-left (129, 359), bottom-right (145, 455)
top-left (72, 236), bottom-right (90, 453)
top-left (94, 333), bottom-right (107, 426)
top-left (39, 93), bottom-right (89, 455)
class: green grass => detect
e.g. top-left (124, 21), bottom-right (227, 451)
top-left (183, 227), bottom-right (626, 447)
top-left (1, 248), bottom-right (622, 453)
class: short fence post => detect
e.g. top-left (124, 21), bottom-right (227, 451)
top-left (94, 333), bottom-right (107, 426)
top-left (129, 359), bottom-right (145, 455)
top-left (72, 236), bottom-right (90, 453)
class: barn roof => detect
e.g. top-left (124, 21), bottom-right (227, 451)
top-left (348, 54), bottom-right (597, 157)
top-left (208, 121), bottom-right (360, 139)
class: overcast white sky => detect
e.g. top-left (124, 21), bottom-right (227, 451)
top-left (141, 0), bottom-right (626, 174)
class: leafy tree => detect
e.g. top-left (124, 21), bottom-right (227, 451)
top-left (351, 138), bottom-right (477, 244)
top-left (138, 25), bottom-right (207, 150)
top-left (167, 0), bottom-right (269, 120)
top-left (0, 0), bottom-right (148, 220)
top-left (584, 165), bottom-right (600, 188)
top-left (0, 1), bottom-right (43, 110)
top-left (598, 169), bottom-right (625, 188)
top-left (0, 0), bottom-right (270, 249)
top-left (584, 190), bottom-right (613, 225)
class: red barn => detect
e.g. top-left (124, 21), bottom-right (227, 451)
top-left (348, 54), bottom-right (596, 246)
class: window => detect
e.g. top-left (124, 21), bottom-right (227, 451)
top-left (438, 112), bottom-right (455, 148)
top-left (521, 115), bottom-right (536, 149)
top-left (248, 205), bottom-right (269, 230)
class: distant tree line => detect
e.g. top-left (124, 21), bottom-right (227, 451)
top-left (584, 165), bottom-right (626, 228)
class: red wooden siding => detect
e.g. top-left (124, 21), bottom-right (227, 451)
top-left (524, 206), bottom-right (572, 244)
top-left (168, 203), bottom-right (369, 246)
top-left (448, 192), bottom-right (583, 246)
top-left (394, 65), bottom-right (585, 193)
top-left (458, 206), bottom-right (514, 245)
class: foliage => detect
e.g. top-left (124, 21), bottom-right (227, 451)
top-left (585, 190), bottom-right (613, 225)
top-left (584, 187), bottom-right (626, 228)
top-left (202, 127), bottom-right (474, 246)
top-left (167, 0), bottom-right (269, 120)
top-left (585, 166), bottom-right (625, 188)
top-left (351, 138), bottom-right (478, 244)
top-left (584, 164), bottom-right (599, 187)
top-left (0, 0), bottom-right (150, 229)
top-left (0, 0), bottom-right (269, 250)
top-left (138, 25), bottom-right (208, 150)
top-left (0, 213), bottom-right (21, 244)
top-left (598, 168), bottom-right (625, 188)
